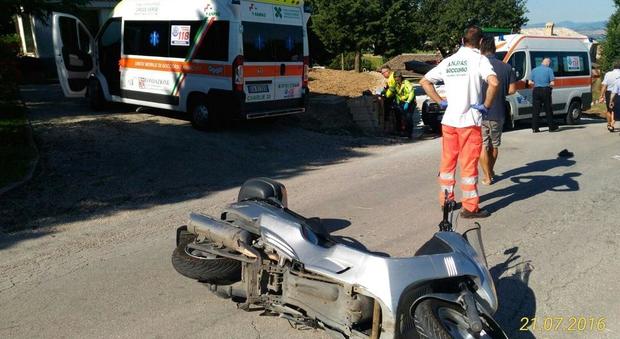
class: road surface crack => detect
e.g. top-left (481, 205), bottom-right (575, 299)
top-left (250, 320), bottom-right (261, 339)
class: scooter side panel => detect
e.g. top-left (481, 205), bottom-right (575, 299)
top-left (259, 214), bottom-right (494, 316)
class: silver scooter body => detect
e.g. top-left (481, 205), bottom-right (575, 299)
top-left (224, 200), bottom-right (500, 338)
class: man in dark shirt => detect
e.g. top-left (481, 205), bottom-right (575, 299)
top-left (529, 58), bottom-right (558, 132)
top-left (479, 36), bottom-right (516, 185)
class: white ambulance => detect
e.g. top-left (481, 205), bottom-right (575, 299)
top-left (495, 34), bottom-right (592, 128)
top-left (52, 0), bottom-right (311, 130)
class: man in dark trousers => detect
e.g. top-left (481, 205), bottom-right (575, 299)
top-left (529, 58), bottom-right (558, 133)
top-left (479, 36), bottom-right (516, 185)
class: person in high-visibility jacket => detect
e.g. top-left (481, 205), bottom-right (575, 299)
top-left (420, 25), bottom-right (500, 219)
top-left (381, 65), bottom-right (397, 98)
top-left (393, 71), bottom-right (417, 137)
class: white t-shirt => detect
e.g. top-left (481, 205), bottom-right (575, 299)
top-left (424, 47), bottom-right (496, 128)
top-left (602, 69), bottom-right (620, 93)
top-left (610, 78), bottom-right (620, 95)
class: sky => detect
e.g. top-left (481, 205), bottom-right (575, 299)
top-left (526, 0), bottom-right (614, 24)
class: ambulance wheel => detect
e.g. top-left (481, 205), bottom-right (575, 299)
top-left (566, 100), bottom-right (581, 125)
top-left (87, 77), bottom-right (106, 111)
top-left (190, 95), bottom-right (221, 131)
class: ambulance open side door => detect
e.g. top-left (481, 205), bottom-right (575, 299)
top-left (52, 12), bottom-right (95, 98)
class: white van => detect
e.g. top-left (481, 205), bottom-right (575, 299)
top-left (495, 34), bottom-right (592, 128)
top-left (52, 0), bottom-right (311, 130)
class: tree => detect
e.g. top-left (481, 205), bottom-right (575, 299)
top-left (310, 0), bottom-right (382, 72)
top-left (417, 0), bottom-right (528, 57)
top-left (601, 0), bottom-right (620, 72)
top-left (373, 0), bottom-right (424, 58)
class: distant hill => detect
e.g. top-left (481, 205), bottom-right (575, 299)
top-left (524, 21), bottom-right (607, 40)
top-left (525, 21), bottom-right (607, 30)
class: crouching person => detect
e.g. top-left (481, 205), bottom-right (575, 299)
top-left (393, 71), bottom-right (423, 139)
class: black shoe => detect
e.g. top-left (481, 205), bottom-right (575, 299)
top-left (460, 208), bottom-right (491, 219)
top-left (549, 126), bottom-right (559, 132)
top-left (532, 129), bottom-right (541, 133)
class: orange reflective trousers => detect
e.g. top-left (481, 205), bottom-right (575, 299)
top-left (438, 125), bottom-right (482, 212)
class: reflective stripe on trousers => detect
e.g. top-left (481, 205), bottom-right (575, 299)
top-left (438, 125), bottom-right (483, 212)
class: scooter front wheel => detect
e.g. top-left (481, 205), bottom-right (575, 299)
top-left (413, 299), bottom-right (502, 339)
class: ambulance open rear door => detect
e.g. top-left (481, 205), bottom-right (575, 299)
top-left (52, 12), bottom-right (95, 98)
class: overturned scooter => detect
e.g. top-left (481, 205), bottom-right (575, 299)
top-left (171, 178), bottom-right (507, 338)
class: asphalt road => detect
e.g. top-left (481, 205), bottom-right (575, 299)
top-left (1, 85), bottom-right (618, 338)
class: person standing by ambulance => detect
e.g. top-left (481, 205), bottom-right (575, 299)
top-left (529, 58), bottom-right (558, 133)
top-left (599, 61), bottom-right (620, 132)
top-left (420, 26), bottom-right (499, 218)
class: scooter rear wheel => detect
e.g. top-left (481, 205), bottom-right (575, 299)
top-left (171, 230), bottom-right (241, 285)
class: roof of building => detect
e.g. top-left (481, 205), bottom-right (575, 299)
top-left (382, 53), bottom-right (441, 77)
top-left (520, 27), bottom-right (587, 38)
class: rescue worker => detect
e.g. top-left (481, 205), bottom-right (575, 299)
top-left (420, 26), bottom-right (500, 218)
top-left (381, 65), bottom-right (397, 97)
top-left (380, 66), bottom-right (398, 132)
top-left (393, 71), bottom-right (420, 138)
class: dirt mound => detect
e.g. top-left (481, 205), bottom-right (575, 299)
top-left (308, 69), bottom-right (385, 98)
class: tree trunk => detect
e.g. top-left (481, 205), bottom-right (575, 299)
top-left (439, 47), bottom-right (450, 58)
top-left (354, 51), bottom-right (362, 73)
top-left (341, 53), bottom-right (344, 71)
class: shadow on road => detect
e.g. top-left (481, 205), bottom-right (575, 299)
top-left (491, 247), bottom-right (536, 338)
top-left (482, 172), bottom-right (581, 213)
top-left (0, 85), bottom-right (390, 250)
top-left (482, 154), bottom-right (581, 212)
top-left (494, 155), bottom-right (576, 183)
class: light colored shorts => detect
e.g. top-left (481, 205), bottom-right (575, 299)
top-left (482, 120), bottom-right (503, 148)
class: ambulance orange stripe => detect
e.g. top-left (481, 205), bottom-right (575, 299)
top-left (119, 57), bottom-right (232, 77)
top-left (244, 65), bottom-right (304, 77)
top-left (554, 77), bottom-right (591, 87)
top-left (514, 77), bottom-right (591, 90)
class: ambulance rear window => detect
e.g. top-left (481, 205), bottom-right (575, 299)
top-left (123, 20), bottom-right (229, 61)
top-left (243, 22), bottom-right (303, 62)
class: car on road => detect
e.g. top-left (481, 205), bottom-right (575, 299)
top-left (52, 0), bottom-right (311, 131)
top-left (414, 83), bottom-right (446, 134)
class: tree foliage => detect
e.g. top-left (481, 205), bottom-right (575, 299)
top-left (310, 0), bottom-right (382, 71)
top-left (601, 0), bottom-right (620, 72)
top-left (374, 0), bottom-right (423, 58)
top-left (417, 0), bottom-right (528, 57)
top-left (309, 0), bottom-right (528, 69)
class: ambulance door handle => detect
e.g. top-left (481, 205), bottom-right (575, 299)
top-left (280, 64), bottom-right (285, 76)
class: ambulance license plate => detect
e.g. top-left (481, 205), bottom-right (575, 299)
top-left (247, 84), bottom-right (269, 93)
